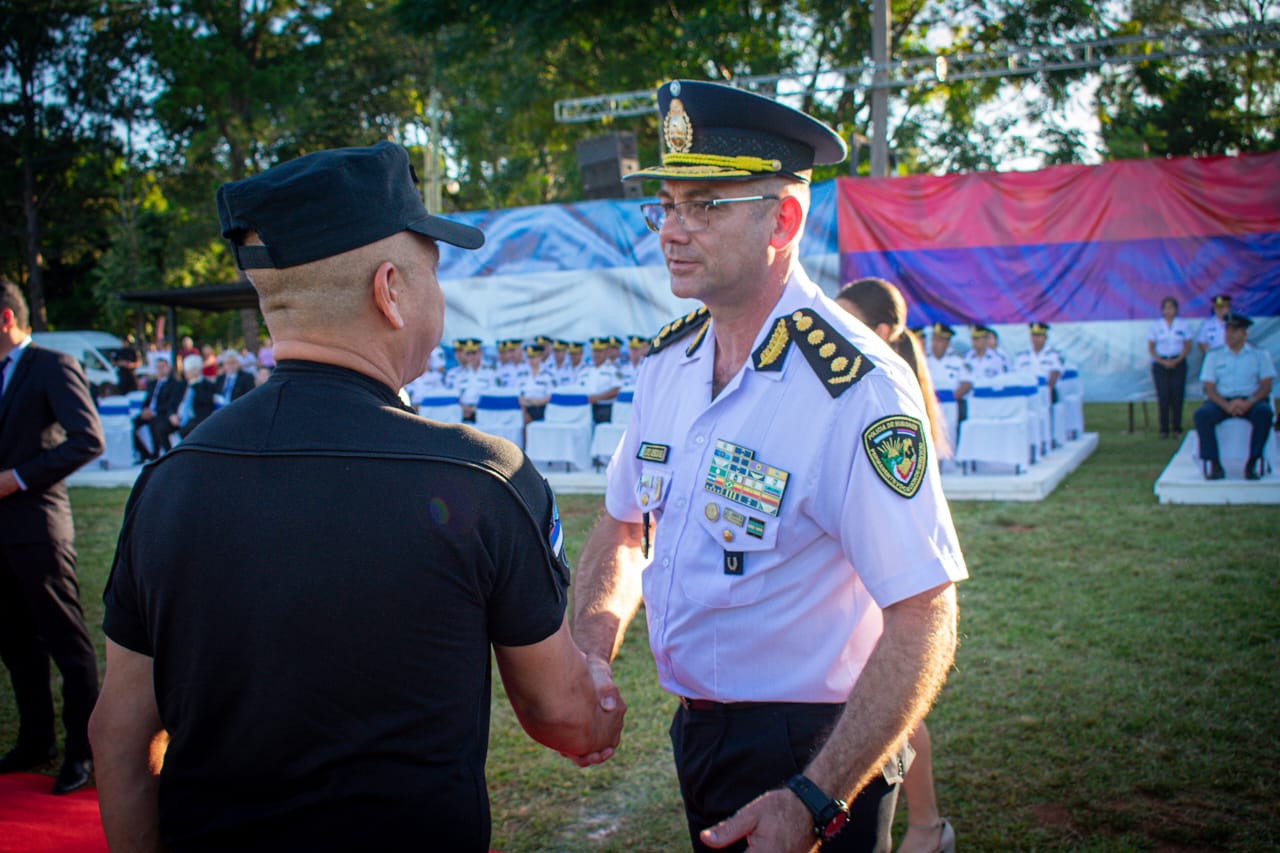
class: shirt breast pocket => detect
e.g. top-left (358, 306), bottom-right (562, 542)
top-left (679, 496), bottom-right (779, 608)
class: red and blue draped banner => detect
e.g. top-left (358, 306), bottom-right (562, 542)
top-left (837, 153), bottom-right (1280, 325)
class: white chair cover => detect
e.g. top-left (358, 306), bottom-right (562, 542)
top-left (954, 383), bottom-right (1037, 473)
top-left (1059, 368), bottom-right (1085, 439)
top-left (526, 391), bottom-right (594, 471)
top-left (474, 392), bottom-right (525, 449)
top-left (1192, 418), bottom-right (1277, 474)
top-left (96, 395), bottom-right (134, 470)
top-left (934, 388), bottom-right (959, 468)
top-left (417, 392), bottom-right (463, 424)
top-left (589, 389), bottom-right (634, 468)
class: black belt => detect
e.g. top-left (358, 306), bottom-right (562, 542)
top-left (678, 696), bottom-right (842, 713)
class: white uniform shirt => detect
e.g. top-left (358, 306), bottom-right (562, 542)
top-left (1197, 316), bottom-right (1227, 350)
top-left (605, 270), bottom-right (968, 704)
top-left (1013, 346), bottom-right (1065, 381)
top-left (445, 365), bottom-right (495, 406)
top-left (1148, 318), bottom-right (1195, 360)
top-left (517, 369), bottom-right (554, 403)
top-left (1199, 342), bottom-right (1276, 398)
top-left (581, 360), bottom-right (623, 396)
top-left (926, 350), bottom-right (969, 392)
top-left (963, 349), bottom-right (1008, 381)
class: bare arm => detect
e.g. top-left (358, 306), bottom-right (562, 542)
top-left (702, 582), bottom-right (959, 852)
top-left (571, 513), bottom-right (646, 665)
top-left (89, 640), bottom-right (168, 853)
top-left (494, 615), bottom-right (625, 763)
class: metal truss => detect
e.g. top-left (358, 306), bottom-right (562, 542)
top-left (553, 23), bottom-right (1280, 123)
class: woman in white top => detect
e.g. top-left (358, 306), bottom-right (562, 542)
top-left (1147, 296), bottom-right (1195, 438)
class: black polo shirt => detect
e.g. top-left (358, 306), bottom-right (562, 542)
top-left (104, 360), bottom-right (569, 852)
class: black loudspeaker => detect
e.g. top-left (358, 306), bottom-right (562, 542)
top-left (576, 132), bottom-right (644, 200)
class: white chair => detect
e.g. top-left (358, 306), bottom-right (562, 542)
top-left (1192, 418), bottom-right (1277, 477)
top-left (474, 392), bottom-right (525, 449)
top-left (1058, 369), bottom-right (1085, 440)
top-left (417, 392), bottom-right (463, 424)
top-left (526, 391), bottom-right (594, 471)
top-left (954, 382), bottom-right (1037, 473)
top-left (589, 389), bottom-right (634, 469)
top-left (934, 388), bottom-right (959, 469)
top-left (96, 396), bottom-right (135, 470)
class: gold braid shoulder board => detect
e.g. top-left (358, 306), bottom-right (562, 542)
top-left (647, 307), bottom-right (712, 358)
top-left (751, 308), bottom-right (876, 398)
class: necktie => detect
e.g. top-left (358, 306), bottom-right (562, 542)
top-left (0, 356), bottom-right (9, 398)
top-left (150, 379), bottom-right (164, 411)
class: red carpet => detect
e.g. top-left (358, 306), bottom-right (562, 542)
top-left (0, 773), bottom-right (107, 852)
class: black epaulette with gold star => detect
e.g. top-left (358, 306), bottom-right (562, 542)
top-left (752, 308), bottom-right (876, 398)
top-left (647, 307), bottom-right (711, 358)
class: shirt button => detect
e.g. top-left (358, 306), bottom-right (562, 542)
top-left (695, 435), bottom-right (705, 444)
top-left (663, 558), bottom-right (671, 567)
top-left (676, 498), bottom-right (686, 508)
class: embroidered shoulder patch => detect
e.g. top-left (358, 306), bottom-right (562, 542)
top-left (863, 415), bottom-right (927, 498)
top-left (648, 307), bottom-right (711, 358)
top-left (751, 308), bottom-right (875, 396)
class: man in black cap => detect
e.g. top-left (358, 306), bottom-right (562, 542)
top-left (571, 81), bottom-right (966, 853)
top-left (1193, 313), bottom-right (1275, 480)
top-left (90, 141), bottom-right (624, 852)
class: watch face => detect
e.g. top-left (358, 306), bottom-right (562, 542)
top-left (823, 810), bottom-right (848, 840)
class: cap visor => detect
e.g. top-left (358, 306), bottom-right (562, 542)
top-left (408, 214), bottom-right (485, 250)
top-left (625, 164), bottom-right (760, 182)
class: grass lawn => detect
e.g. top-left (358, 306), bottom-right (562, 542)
top-left (4, 403), bottom-right (1277, 850)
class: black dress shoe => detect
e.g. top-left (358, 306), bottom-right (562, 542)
top-left (1204, 460), bottom-right (1225, 481)
top-left (1245, 458), bottom-right (1262, 481)
top-left (51, 758), bottom-right (93, 795)
top-left (0, 744), bottom-right (57, 773)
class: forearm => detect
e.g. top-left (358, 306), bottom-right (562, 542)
top-left (95, 734), bottom-right (166, 853)
top-left (804, 583), bottom-right (959, 802)
top-left (571, 515), bottom-right (646, 663)
top-left (495, 619), bottom-right (625, 758)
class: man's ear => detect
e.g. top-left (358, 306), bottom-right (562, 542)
top-left (371, 261), bottom-right (405, 330)
top-left (769, 195), bottom-right (805, 249)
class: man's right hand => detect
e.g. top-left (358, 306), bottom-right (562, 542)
top-left (562, 655), bottom-right (626, 767)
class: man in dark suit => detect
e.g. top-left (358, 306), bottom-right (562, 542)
top-left (216, 350), bottom-right (255, 405)
top-left (132, 356), bottom-right (186, 461)
top-left (173, 354), bottom-right (218, 438)
top-left (0, 277), bottom-right (104, 794)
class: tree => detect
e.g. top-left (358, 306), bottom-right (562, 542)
top-left (0, 0), bottom-right (140, 328)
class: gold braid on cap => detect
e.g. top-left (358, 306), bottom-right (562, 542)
top-left (662, 153), bottom-right (784, 173)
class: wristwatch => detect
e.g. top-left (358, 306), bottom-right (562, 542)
top-left (785, 774), bottom-right (849, 842)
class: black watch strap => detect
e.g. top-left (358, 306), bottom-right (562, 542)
top-left (785, 774), bottom-right (849, 840)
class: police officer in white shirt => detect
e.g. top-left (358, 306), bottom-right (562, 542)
top-left (445, 338), bottom-right (493, 422)
top-left (618, 334), bottom-right (650, 387)
top-left (517, 342), bottom-right (554, 422)
top-left (571, 80), bottom-right (966, 853)
top-left (1194, 313), bottom-right (1275, 480)
top-left (495, 339), bottom-right (527, 388)
top-left (1147, 296), bottom-right (1194, 438)
top-left (583, 336), bottom-right (624, 422)
top-left (1196, 294), bottom-right (1231, 354)
top-left (925, 323), bottom-right (972, 419)
top-left (1013, 322), bottom-right (1065, 402)
top-left (962, 325), bottom-right (1007, 382)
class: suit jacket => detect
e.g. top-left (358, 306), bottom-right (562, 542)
top-left (140, 375), bottom-right (187, 420)
top-left (218, 370), bottom-right (255, 404)
top-left (0, 343), bottom-right (105, 544)
top-left (179, 379), bottom-right (218, 436)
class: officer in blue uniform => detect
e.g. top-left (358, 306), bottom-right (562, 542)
top-left (1193, 313), bottom-right (1275, 480)
top-left (571, 80), bottom-right (967, 853)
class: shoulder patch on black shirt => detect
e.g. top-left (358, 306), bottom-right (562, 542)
top-left (648, 307), bottom-right (711, 358)
top-left (752, 308), bottom-right (875, 397)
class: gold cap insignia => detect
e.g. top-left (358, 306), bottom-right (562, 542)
top-left (664, 98), bottom-right (693, 154)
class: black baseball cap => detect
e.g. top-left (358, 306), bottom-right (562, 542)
top-left (1223, 313), bottom-right (1253, 329)
top-left (626, 80), bottom-right (847, 183)
top-left (217, 141), bottom-right (484, 270)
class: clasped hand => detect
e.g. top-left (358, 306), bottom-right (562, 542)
top-left (562, 655), bottom-right (626, 767)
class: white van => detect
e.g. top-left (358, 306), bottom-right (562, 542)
top-left (31, 330), bottom-right (127, 396)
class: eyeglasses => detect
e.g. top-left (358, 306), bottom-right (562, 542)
top-left (640, 195), bottom-right (780, 233)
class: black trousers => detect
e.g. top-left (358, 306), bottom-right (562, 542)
top-left (670, 702), bottom-right (898, 853)
top-left (0, 541), bottom-right (100, 761)
top-left (1193, 399), bottom-right (1274, 464)
top-left (133, 412), bottom-right (177, 459)
top-left (1151, 360), bottom-right (1187, 434)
